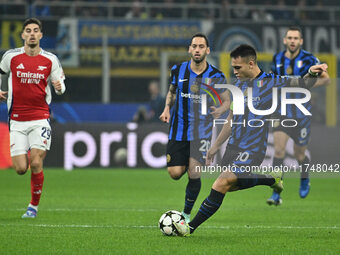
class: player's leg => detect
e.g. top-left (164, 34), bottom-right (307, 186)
top-left (10, 121), bottom-right (30, 175)
top-left (292, 120), bottom-right (311, 198)
top-left (294, 144), bottom-right (310, 198)
top-left (167, 166), bottom-right (187, 180)
top-left (174, 148), bottom-right (283, 236)
top-left (267, 130), bottom-right (289, 206)
top-left (273, 130), bottom-right (289, 166)
top-left (166, 140), bottom-right (189, 180)
top-left (22, 120), bottom-right (51, 218)
top-left (176, 170), bottom-right (237, 236)
top-left (175, 167), bottom-right (283, 236)
top-left (11, 154), bottom-right (29, 175)
top-left (182, 157), bottom-right (202, 222)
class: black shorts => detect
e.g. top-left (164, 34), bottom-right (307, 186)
top-left (272, 116), bottom-right (311, 146)
top-left (221, 144), bottom-right (264, 174)
top-left (166, 139), bottom-right (211, 167)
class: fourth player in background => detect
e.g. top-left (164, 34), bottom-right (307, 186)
top-left (267, 26), bottom-right (330, 206)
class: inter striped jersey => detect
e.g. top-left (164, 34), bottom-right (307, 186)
top-left (168, 61), bottom-right (226, 141)
top-left (271, 49), bottom-right (319, 119)
top-left (228, 71), bottom-right (290, 156)
top-left (0, 47), bottom-right (65, 121)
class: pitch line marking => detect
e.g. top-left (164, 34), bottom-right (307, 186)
top-left (0, 223), bottom-right (339, 230)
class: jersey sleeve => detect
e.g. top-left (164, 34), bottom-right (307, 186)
top-left (0, 50), bottom-right (12, 74)
top-left (169, 64), bottom-right (178, 88)
top-left (214, 72), bottom-right (227, 95)
top-left (312, 55), bottom-right (320, 65)
top-left (50, 55), bottom-right (65, 82)
top-left (50, 55), bottom-right (66, 95)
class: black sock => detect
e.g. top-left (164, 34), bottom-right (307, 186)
top-left (299, 157), bottom-right (310, 179)
top-left (236, 173), bottom-right (275, 190)
top-left (183, 178), bottom-right (201, 214)
top-left (189, 189), bottom-right (225, 233)
top-left (273, 157), bottom-right (285, 182)
top-left (273, 157), bottom-right (284, 168)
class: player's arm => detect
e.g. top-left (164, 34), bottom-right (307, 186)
top-left (51, 80), bottom-right (66, 95)
top-left (288, 63), bottom-right (328, 89)
top-left (159, 84), bottom-right (176, 123)
top-left (206, 110), bottom-right (233, 165)
top-left (0, 68), bottom-right (7, 101)
top-left (51, 56), bottom-right (66, 95)
top-left (311, 67), bottom-right (330, 88)
top-left (210, 90), bottom-right (230, 119)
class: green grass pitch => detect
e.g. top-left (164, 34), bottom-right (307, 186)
top-left (0, 169), bottom-right (339, 254)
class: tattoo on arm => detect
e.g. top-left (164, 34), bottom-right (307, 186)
top-left (166, 84), bottom-right (176, 108)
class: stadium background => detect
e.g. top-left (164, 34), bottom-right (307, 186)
top-left (0, 0), bottom-right (339, 170)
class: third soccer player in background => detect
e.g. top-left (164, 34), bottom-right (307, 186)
top-left (267, 26), bottom-right (330, 206)
top-left (0, 18), bottom-right (66, 218)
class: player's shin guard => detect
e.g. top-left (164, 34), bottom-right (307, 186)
top-left (189, 189), bottom-right (225, 233)
top-left (299, 157), bottom-right (310, 179)
top-left (183, 178), bottom-right (201, 214)
top-left (30, 171), bottom-right (44, 206)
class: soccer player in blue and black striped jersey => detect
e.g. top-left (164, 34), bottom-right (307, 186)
top-left (267, 27), bottom-right (330, 205)
top-left (159, 33), bottom-right (229, 223)
top-left (173, 44), bottom-right (328, 236)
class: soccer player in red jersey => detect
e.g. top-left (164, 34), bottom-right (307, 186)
top-left (0, 18), bottom-right (66, 218)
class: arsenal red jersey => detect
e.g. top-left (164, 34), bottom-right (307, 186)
top-left (0, 47), bottom-right (65, 121)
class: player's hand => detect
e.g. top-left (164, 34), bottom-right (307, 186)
top-left (210, 106), bottom-right (225, 119)
top-left (0, 91), bottom-right (7, 101)
top-left (159, 109), bottom-right (170, 123)
top-left (52, 80), bottom-right (62, 92)
top-left (206, 144), bottom-right (219, 165)
top-left (310, 63), bottom-right (328, 74)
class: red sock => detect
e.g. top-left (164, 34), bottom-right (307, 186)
top-left (30, 171), bottom-right (44, 206)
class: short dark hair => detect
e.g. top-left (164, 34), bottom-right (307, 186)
top-left (286, 26), bottom-right (303, 38)
top-left (230, 44), bottom-right (257, 63)
top-left (190, 33), bottom-right (209, 47)
top-left (22, 18), bottom-right (42, 32)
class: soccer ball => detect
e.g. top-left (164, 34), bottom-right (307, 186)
top-left (114, 148), bottom-right (127, 164)
top-left (158, 210), bottom-right (185, 236)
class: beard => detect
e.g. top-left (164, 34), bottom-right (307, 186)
top-left (191, 53), bottom-right (205, 64)
top-left (288, 45), bottom-right (300, 55)
top-left (27, 41), bottom-right (38, 48)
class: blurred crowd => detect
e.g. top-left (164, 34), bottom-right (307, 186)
top-left (1, 0), bottom-right (336, 21)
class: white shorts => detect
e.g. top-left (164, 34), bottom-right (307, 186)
top-left (9, 119), bottom-right (52, 157)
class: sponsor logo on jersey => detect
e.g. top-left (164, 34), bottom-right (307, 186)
top-left (37, 66), bottom-right (47, 71)
top-left (17, 71), bottom-right (45, 84)
top-left (17, 71), bottom-right (45, 79)
top-left (180, 92), bottom-right (201, 100)
top-left (16, 63), bottom-right (25, 69)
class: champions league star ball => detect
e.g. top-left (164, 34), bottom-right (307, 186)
top-left (158, 210), bottom-right (185, 236)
